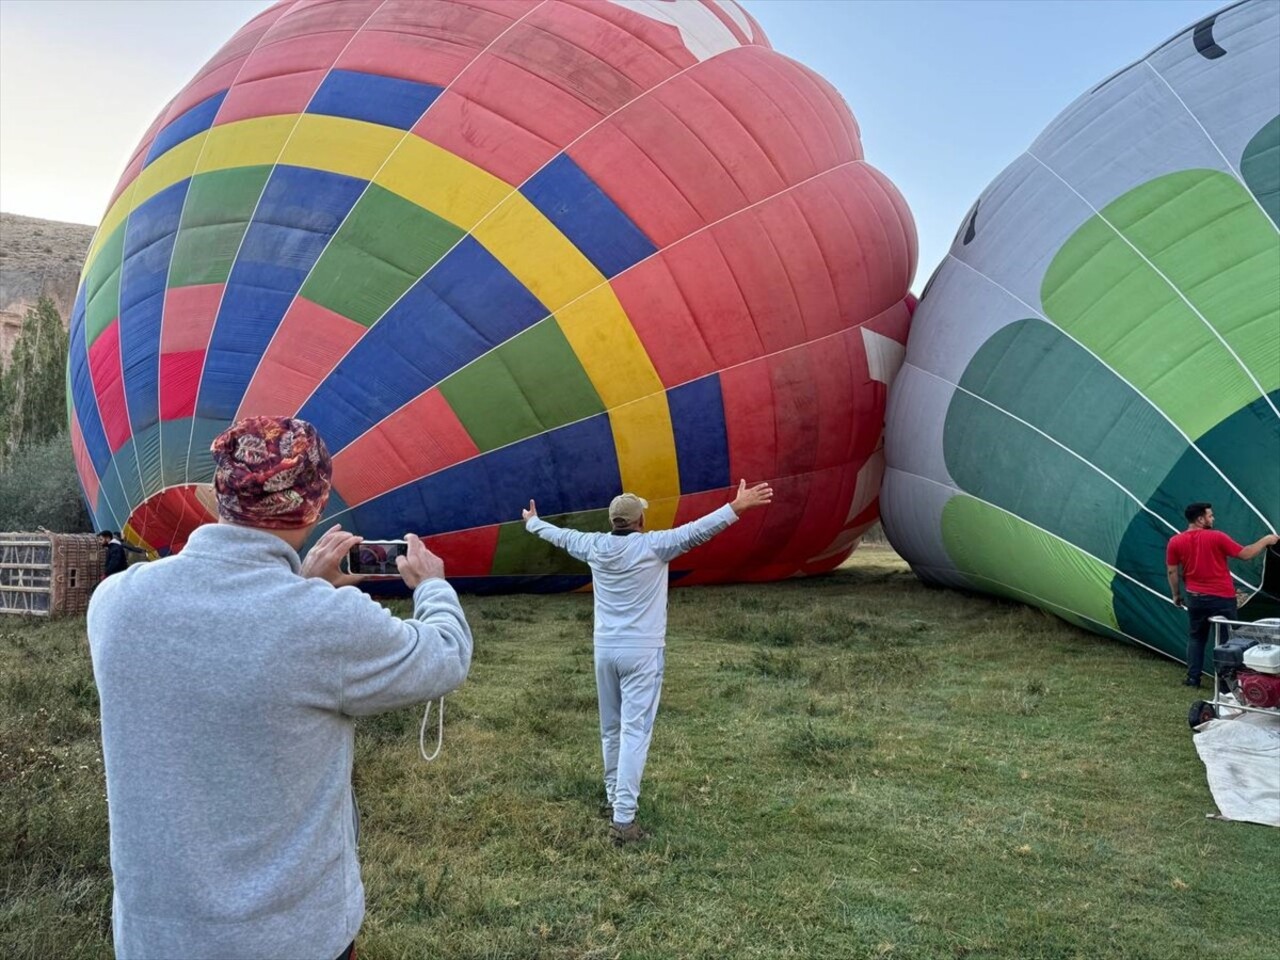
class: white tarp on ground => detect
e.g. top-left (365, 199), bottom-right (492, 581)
top-left (1193, 712), bottom-right (1280, 827)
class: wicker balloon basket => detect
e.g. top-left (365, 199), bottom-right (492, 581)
top-left (0, 532), bottom-right (106, 616)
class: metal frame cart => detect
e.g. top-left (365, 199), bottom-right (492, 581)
top-left (1187, 616), bottom-right (1280, 729)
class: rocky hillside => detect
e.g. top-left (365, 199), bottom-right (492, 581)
top-left (0, 212), bottom-right (94, 361)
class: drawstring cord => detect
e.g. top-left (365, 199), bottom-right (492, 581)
top-left (419, 696), bottom-right (445, 762)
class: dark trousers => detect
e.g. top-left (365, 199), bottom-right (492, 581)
top-left (1185, 592), bottom-right (1237, 684)
top-left (336, 942), bottom-right (356, 960)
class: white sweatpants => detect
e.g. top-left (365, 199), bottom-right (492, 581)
top-left (594, 646), bottom-right (665, 825)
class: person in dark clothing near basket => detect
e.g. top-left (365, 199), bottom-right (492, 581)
top-left (1165, 502), bottom-right (1278, 687)
top-left (98, 530), bottom-right (146, 576)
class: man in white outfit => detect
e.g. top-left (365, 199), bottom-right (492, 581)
top-left (522, 480), bottom-right (773, 844)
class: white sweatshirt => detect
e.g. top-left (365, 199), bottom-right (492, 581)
top-left (526, 504), bottom-right (738, 648)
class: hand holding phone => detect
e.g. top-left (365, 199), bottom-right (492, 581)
top-left (301, 525), bottom-right (364, 587)
top-left (342, 540), bottom-right (409, 577)
top-left (395, 534), bottom-right (445, 588)
top-left (340, 534), bottom-right (446, 587)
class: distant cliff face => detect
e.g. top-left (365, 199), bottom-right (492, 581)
top-left (0, 212), bottom-right (94, 361)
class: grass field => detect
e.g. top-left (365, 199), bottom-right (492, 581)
top-left (3, 548), bottom-right (1277, 959)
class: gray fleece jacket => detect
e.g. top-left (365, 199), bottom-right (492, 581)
top-left (526, 504), bottom-right (737, 647)
top-left (86, 523), bottom-right (473, 960)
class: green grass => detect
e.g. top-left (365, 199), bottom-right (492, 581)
top-left (2, 548), bottom-right (1277, 959)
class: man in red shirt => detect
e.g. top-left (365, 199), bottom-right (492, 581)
top-left (1165, 502), bottom-right (1279, 687)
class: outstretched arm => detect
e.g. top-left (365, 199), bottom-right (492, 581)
top-left (522, 499), bottom-right (597, 562)
top-left (647, 480), bottom-right (774, 562)
top-left (1239, 533), bottom-right (1280, 561)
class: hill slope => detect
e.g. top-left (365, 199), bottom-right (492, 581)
top-left (0, 211), bottom-right (94, 361)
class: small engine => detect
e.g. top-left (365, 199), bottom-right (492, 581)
top-left (1214, 641), bottom-right (1280, 709)
top-left (1236, 671), bottom-right (1280, 709)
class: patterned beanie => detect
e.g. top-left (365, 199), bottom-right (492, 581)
top-left (210, 416), bottom-right (332, 529)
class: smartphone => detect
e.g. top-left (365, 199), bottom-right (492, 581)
top-left (342, 540), bottom-right (409, 577)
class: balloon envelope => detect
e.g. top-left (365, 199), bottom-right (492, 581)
top-left (882, 0), bottom-right (1280, 659)
top-left (68, 0), bottom-right (916, 589)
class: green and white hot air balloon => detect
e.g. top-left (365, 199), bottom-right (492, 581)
top-left (882, 0), bottom-right (1279, 663)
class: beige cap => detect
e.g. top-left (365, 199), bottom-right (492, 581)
top-left (608, 493), bottom-right (649, 525)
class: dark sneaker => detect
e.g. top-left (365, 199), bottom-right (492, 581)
top-left (609, 820), bottom-right (649, 846)
top-left (599, 803), bottom-right (614, 821)
top-left (1183, 678), bottom-right (1201, 688)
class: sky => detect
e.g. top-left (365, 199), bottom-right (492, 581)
top-left (0, 0), bottom-right (1227, 287)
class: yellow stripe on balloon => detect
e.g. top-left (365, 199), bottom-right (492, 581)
top-left (198, 115), bottom-right (296, 170)
top-left (471, 194), bottom-right (603, 308)
top-left (473, 201), bottom-right (680, 528)
top-left (280, 114), bottom-right (403, 181)
top-left (376, 137), bottom-right (511, 231)
top-left (82, 116), bottom-right (296, 279)
top-left (552, 286), bottom-right (660, 408)
top-left (84, 115), bottom-right (505, 278)
top-left (80, 110), bottom-right (681, 527)
top-left (83, 136), bottom-right (203, 282)
top-left (605, 392), bottom-right (682, 530)
top-left (553, 287), bottom-right (681, 528)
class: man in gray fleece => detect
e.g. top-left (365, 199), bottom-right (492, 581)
top-left (87, 416), bottom-right (473, 960)
top-left (523, 480), bottom-right (773, 845)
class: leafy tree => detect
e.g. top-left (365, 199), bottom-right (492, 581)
top-left (0, 430), bottom-right (92, 532)
top-left (0, 296), bottom-right (70, 467)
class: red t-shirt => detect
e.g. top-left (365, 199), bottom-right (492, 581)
top-left (1165, 528), bottom-right (1243, 598)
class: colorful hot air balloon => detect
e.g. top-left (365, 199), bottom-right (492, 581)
top-left (68, 0), bottom-right (916, 590)
top-left (882, 0), bottom-right (1279, 660)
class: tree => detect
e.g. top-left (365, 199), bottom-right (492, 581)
top-left (0, 430), bottom-right (92, 532)
top-left (0, 296), bottom-right (69, 467)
